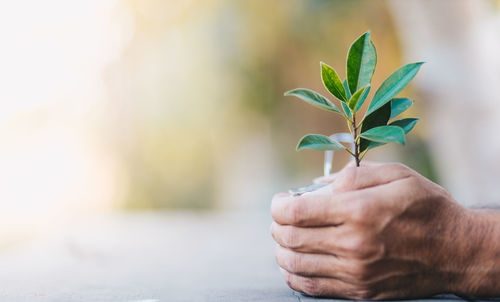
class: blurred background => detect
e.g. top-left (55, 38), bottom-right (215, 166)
top-left (0, 0), bottom-right (499, 247)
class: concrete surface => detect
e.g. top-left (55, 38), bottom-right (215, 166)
top-left (0, 211), bottom-right (497, 302)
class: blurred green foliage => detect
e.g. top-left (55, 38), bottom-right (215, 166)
top-left (106, 0), bottom-right (435, 210)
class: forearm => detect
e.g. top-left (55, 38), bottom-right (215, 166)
top-left (451, 209), bottom-right (500, 297)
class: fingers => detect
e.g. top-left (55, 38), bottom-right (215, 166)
top-left (271, 173), bottom-right (412, 228)
top-left (280, 268), bottom-right (363, 299)
top-left (271, 188), bottom-right (356, 227)
top-left (275, 245), bottom-right (347, 279)
top-left (280, 268), bottom-right (419, 300)
top-left (272, 163), bottom-right (413, 227)
top-left (275, 244), bottom-right (421, 284)
top-left (271, 222), bottom-right (359, 256)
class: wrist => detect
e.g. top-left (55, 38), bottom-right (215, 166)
top-left (448, 208), bottom-right (500, 296)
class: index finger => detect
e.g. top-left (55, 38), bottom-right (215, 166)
top-left (271, 185), bottom-right (354, 227)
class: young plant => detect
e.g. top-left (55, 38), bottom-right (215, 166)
top-left (285, 31), bottom-right (422, 167)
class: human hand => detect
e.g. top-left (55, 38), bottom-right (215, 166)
top-left (271, 162), bottom-right (486, 300)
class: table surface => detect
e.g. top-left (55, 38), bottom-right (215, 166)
top-left (0, 211), bottom-right (497, 302)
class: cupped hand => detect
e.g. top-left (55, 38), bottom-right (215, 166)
top-left (271, 162), bottom-right (481, 300)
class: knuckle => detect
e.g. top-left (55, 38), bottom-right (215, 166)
top-left (333, 167), bottom-right (357, 191)
top-left (389, 162), bottom-right (413, 176)
top-left (301, 277), bottom-right (322, 296)
top-left (389, 162), bottom-right (407, 171)
top-left (350, 262), bottom-right (372, 282)
top-left (405, 174), bottom-right (420, 187)
top-left (402, 175), bottom-right (423, 197)
top-left (349, 233), bottom-right (367, 252)
top-left (352, 287), bottom-right (377, 300)
top-left (347, 233), bottom-right (382, 260)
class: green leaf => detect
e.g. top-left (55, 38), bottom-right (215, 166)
top-left (347, 31), bottom-right (377, 93)
top-left (348, 85), bottom-right (370, 111)
top-left (360, 126), bottom-right (405, 145)
top-left (389, 118), bottom-right (419, 134)
top-left (343, 79), bottom-right (351, 99)
top-left (340, 102), bottom-right (352, 120)
top-left (366, 62), bottom-right (424, 116)
top-left (390, 98), bottom-right (413, 119)
top-left (321, 62), bottom-right (347, 102)
top-left (364, 141), bottom-right (385, 151)
top-left (341, 80), bottom-right (352, 119)
top-left (356, 86), bottom-right (370, 111)
top-left (297, 134), bottom-right (345, 151)
top-left (284, 88), bottom-right (342, 114)
top-left (359, 102), bottom-right (391, 152)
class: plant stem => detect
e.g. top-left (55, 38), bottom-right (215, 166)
top-left (352, 113), bottom-right (360, 167)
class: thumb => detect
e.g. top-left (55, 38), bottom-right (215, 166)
top-left (331, 162), bottom-right (413, 192)
top-left (313, 160), bottom-right (380, 184)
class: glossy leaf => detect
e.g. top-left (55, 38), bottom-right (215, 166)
top-left (343, 79), bottom-right (351, 99)
top-left (356, 86), bottom-right (370, 111)
top-left (297, 134), bottom-right (345, 151)
top-left (364, 140), bottom-right (385, 151)
top-left (390, 98), bottom-right (413, 120)
top-left (348, 85), bottom-right (370, 111)
top-left (359, 102), bottom-right (391, 152)
top-left (284, 88), bottom-right (342, 114)
top-left (390, 118), bottom-right (419, 134)
top-left (321, 62), bottom-right (347, 102)
top-left (360, 126), bottom-right (405, 145)
top-left (366, 62), bottom-right (424, 116)
top-left (347, 31), bottom-right (377, 93)
top-left (340, 102), bottom-right (352, 120)
top-left (341, 80), bottom-right (352, 119)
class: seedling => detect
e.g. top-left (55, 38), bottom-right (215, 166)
top-left (285, 31), bottom-right (422, 167)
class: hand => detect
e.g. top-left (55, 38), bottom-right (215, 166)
top-left (270, 162), bottom-right (493, 300)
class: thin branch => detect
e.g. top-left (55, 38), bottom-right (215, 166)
top-left (359, 150), bottom-right (368, 161)
top-left (343, 114), bottom-right (353, 124)
top-left (352, 114), bottom-right (360, 167)
top-left (344, 148), bottom-right (355, 157)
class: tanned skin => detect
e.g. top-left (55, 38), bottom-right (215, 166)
top-left (270, 162), bottom-right (500, 300)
